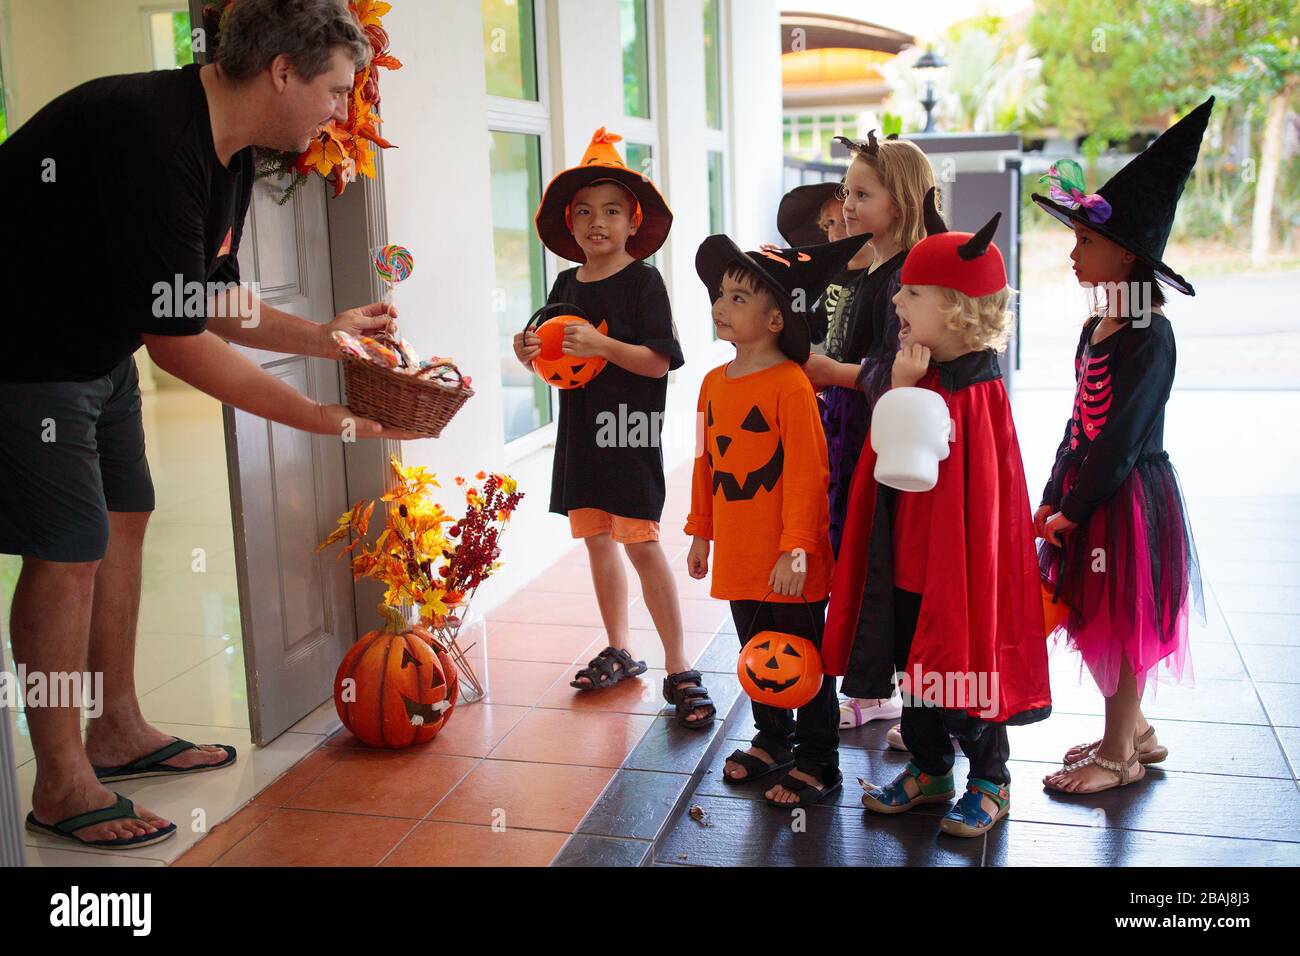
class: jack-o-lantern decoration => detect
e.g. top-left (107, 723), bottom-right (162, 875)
top-left (709, 401), bottom-right (784, 501)
top-left (333, 608), bottom-right (459, 749)
top-left (1041, 579), bottom-right (1069, 637)
top-left (738, 630), bottom-right (823, 709)
top-left (525, 303), bottom-right (609, 389)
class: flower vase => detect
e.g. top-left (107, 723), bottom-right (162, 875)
top-left (430, 605), bottom-right (487, 704)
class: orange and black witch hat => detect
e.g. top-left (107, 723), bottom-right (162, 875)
top-left (535, 128), bottom-right (673, 264)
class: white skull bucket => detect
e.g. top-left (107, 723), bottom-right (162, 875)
top-left (871, 387), bottom-right (954, 492)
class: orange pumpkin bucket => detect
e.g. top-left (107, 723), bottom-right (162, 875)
top-left (736, 594), bottom-right (825, 709)
top-left (525, 303), bottom-right (609, 390)
top-left (1041, 578), bottom-right (1069, 636)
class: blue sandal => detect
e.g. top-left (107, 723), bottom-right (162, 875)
top-left (861, 761), bottom-right (955, 814)
top-left (939, 779), bottom-right (1010, 837)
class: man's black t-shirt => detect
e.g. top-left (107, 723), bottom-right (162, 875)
top-left (547, 261), bottom-right (685, 522)
top-left (0, 64), bottom-right (253, 382)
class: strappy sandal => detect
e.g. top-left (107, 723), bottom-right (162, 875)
top-left (1062, 725), bottom-right (1168, 766)
top-left (939, 779), bottom-right (1011, 837)
top-left (721, 748), bottom-right (794, 786)
top-left (570, 645), bottom-right (647, 690)
top-left (861, 761), bottom-right (955, 814)
top-left (764, 767), bottom-right (844, 808)
top-left (1044, 749), bottom-right (1144, 794)
top-left (662, 670), bottom-right (716, 729)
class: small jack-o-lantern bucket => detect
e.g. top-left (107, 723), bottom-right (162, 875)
top-left (737, 594), bottom-right (825, 709)
top-left (524, 303), bottom-right (609, 390)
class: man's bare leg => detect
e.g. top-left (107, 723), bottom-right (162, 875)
top-left (82, 511), bottom-right (229, 771)
top-left (13, 555), bottom-right (169, 842)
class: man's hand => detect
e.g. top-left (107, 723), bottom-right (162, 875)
top-left (687, 537), bottom-right (710, 579)
top-left (1033, 504), bottom-right (1054, 539)
top-left (1043, 511), bottom-right (1078, 547)
top-left (768, 551), bottom-right (807, 597)
top-left (891, 343), bottom-right (931, 389)
top-left (312, 403), bottom-right (434, 441)
top-left (324, 302), bottom-right (398, 349)
top-left (513, 330), bottom-right (541, 369)
top-left (562, 321), bottom-right (608, 358)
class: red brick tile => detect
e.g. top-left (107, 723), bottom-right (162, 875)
top-left (170, 802), bottom-right (277, 867)
top-left (382, 820), bottom-right (568, 867)
top-left (429, 760), bottom-right (614, 832)
top-left (484, 620), bottom-right (607, 664)
top-left (419, 703), bottom-right (530, 758)
top-left (537, 667), bottom-right (666, 715)
top-left (212, 809), bottom-right (413, 867)
top-left (487, 589), bottom-right (606, 625)
top-left (285, 750), bottom-right (477, 818)
top-left (489, 708), bottom-right (656, 767)
top-left (250, 747), bottom-right (340, 806)
top-left (476, 658), bottom-right (571, 707)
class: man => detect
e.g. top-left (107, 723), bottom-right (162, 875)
top-left (0, 0), bottom-right (420, 849)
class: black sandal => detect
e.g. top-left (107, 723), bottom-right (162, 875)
top-left (662, 669), bottom-right (717, 730)
top-left (763, 767), bottom-right (844, 808)
top-left (570, 646), bottom-right (648, 691)
top-left (721, 748), bottom-right (795, 787)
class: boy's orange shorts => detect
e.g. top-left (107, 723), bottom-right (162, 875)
top-left (568, 508), bottom-right (660, 544)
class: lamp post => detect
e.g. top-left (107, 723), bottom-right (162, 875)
top-left (914, 48), bottom-right (946, 133)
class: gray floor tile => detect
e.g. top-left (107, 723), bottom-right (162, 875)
top-left (552, 833), bottom-right (651, 867)
top-left (1215, 584), bottom-right (1300, 616)
top-left (1228, 612), bottom-right (1300, 646)
top-left (1239, 644), bottom-right (1300, 684)
top-left (1256, 682), bottom-right (1300, 727)
top-left (985, 818), bottom-right (1300, 866)
top-left (576, 768), bottom-right (692, 841)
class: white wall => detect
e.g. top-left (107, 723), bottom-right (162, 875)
top-left (378, 0), bottom-right (785, 616)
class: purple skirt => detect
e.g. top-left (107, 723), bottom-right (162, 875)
top-left (822, 384), bottom-right (871, 556)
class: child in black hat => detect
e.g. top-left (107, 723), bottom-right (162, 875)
top-left (685, 232), bottom-right (870, 808)
top-left (1036, 99), bottom-right (1213, 795)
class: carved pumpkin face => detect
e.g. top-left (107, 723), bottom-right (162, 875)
top-left (532, 314), bottom-right (610, 389)
top-left (738, 630), bottom-right (823, 708)
top-left (334, 627), bottom-right (459, 749)
top-left (709, 401), bottom-right (784, 501)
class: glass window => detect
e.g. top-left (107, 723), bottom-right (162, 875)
top-left (620, 0), bottom-right (650, 119)
top-left (489, 130), bottom-right (550, 442)
top-left (483, 0), bottom-right (538, 101)
top-left (703, 0), bottom-right (722, 130)
top-left (148, 10), bottom-right (194, 70)
top-left (707, 150), bottom-right (725, 234)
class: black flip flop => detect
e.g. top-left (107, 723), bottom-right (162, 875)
top-left (721, 749), bottom-right (795, 787)
top-left (26, 792), bottom-right (177, 850)
top-left (570, 646), bottom-right (648, 691)
top-left (92, 738), bottom-right (237, 783)
top-left (764, 768), bottom-right (844, 808)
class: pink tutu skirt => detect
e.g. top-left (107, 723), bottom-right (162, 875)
top-left (1038, 452), bottom-right (1204, 697)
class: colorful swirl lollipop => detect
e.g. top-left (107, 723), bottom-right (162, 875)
top-left (374, 244), bottom-right (414, 284)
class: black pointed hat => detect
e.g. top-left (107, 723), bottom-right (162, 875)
top-left (777, 181), bottom-right (844, 246)
top-left (695, 232), bottom-right (872, 363)
top-left (1032, 96), bottom-right (1214, 296)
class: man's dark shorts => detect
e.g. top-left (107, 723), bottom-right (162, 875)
top-left (0, 357), bottom-right (154, 563)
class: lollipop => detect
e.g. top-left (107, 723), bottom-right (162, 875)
top-left (375, 244), bottom-right (414, 286)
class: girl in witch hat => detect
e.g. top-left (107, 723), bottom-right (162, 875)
top-left (769, 181), bottom-right (847, 353)
top-left (801, 130), bottom-right (936, 730)
top-left (1035, 98), bottom-right (1213, 795)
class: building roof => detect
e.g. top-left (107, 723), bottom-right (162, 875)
top-left (779, 11), bottom-right (915, 55)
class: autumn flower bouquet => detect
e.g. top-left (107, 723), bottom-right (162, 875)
top-left (208, 0), bottom-right (401, 203)
top-left (319, 457), bottom-right (523, 700)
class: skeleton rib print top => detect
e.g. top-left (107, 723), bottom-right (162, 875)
top-left (1042, 311), bottom-right (1178, 525)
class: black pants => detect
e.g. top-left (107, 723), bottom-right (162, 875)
top-left (731, 597), bottom-right (839, 777)
top-left (893, 588), bottom-right (1010, 786)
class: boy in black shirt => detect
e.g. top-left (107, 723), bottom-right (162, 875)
top-left (513, 128), bottom-right (714, 728)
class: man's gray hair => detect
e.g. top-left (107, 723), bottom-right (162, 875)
top-left (218, 0), bottom-right (371, 82)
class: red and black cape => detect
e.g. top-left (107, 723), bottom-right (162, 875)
top-left (823, 350), bottom-right (1052, 724)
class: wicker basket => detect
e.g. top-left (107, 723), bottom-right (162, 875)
top-left (340, 353), bottom-right (473, 438)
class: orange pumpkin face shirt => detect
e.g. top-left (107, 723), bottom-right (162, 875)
top-left (684, 360), bottom-right (833, 602)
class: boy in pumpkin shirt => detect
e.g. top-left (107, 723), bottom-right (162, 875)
top-left (686, 232), bottom-right (870, 808)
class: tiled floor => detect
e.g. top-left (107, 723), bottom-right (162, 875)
top-left (170, 465), bottom-right (736, 866)
top-left (657, 495), bottom-right (1300, 867)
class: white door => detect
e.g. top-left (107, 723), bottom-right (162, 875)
top-left (224, 172), bottom-right (359, 745)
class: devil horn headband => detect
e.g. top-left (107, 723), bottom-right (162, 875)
top-left (957, 212), bottom-right (1002, 261)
